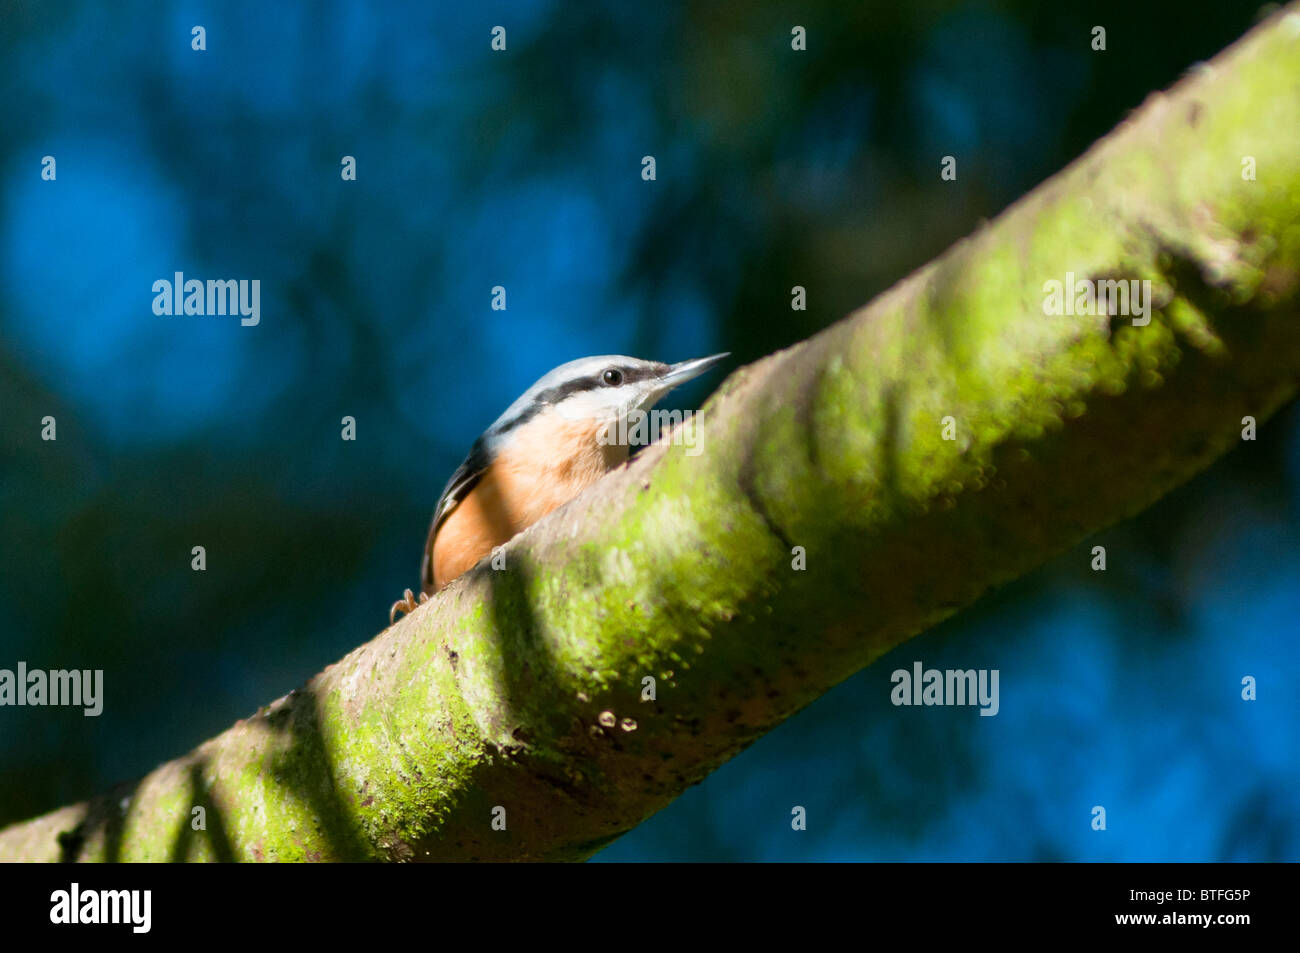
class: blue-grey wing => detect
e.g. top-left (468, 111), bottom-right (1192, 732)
top-left (420, 438), bottom-right (490, 594)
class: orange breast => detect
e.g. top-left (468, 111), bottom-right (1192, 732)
top-left (428, 411), bottom-right (628, 590)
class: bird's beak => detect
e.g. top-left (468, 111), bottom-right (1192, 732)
top-left (660, 352), bottom-right (730, 388)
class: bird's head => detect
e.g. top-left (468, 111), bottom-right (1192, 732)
top-left (486, 352), bottom-right (729, 443)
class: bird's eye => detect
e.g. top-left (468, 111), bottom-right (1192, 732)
top-left (602, 368), bottom-right (623, 386)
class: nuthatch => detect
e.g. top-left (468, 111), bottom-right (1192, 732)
top-left (389, 352), bottom-right (729, 622)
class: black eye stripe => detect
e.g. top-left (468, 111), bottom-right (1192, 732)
top-left (491, 362), bottom-right (671, 437)
top-left (542, 377), bottom-right (603, 402)
top-left (609, 364), bottom-right (665, 386)
top-left (539, 365), bottom-right (656, 399)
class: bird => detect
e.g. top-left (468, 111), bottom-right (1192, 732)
top-left (389, 352), bottom-right (729, 623)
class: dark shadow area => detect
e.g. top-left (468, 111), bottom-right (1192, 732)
top-left (255, 687), bottom-right (375, 861)
top-left (168, 758), bottom-right (237, 863)
top-left (56, 778), bottom-right (136, 863)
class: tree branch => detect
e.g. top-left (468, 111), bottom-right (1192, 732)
top-left (4, 6), bottom-right (1299, 861)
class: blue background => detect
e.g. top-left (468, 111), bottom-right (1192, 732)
top-left (0, 0), bottom-right (1295, 860)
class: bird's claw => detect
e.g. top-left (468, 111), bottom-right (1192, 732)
top-left (389, 587), bottom-right (429, 625)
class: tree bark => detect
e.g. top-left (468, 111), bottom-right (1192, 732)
top-left (3, 5), bottom-right (1299, 862)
